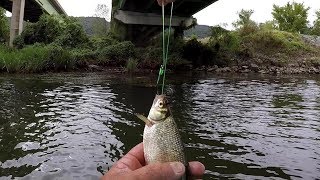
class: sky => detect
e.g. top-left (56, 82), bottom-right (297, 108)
top-left (8, 0), bottom-right (319, 29)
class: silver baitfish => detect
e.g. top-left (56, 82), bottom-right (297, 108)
top-left (136, 94), bottom-right (187, 178)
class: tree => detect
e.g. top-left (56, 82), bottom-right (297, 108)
top-left (311, 10), bottom-right (320, 36)
top-left (93, 4), bottom-right (110, 36)
top-left (272, 2), bottom-right (310, 34)
top-left (233, 9), bottom-right (255, 28)
top-left (94, 4), bottom-right (110, 21)
top-left (259, 20), bottom-right (277, 31)
top-left (0, 8), bottom-right (9, 43)
top-left (233, 9), bottom-right (258, 36)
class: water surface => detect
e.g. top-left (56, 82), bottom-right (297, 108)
top-left (0, 73), bottom-right (319, 179)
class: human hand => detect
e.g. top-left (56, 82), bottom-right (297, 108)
top-left (157, 0), bottom-right (175, 6)
top-left (102, 143), bottom-right (205, 180)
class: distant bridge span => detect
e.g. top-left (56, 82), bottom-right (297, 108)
top-left (112, 0), bottom-right (218, 44)
top-left (0, 0), bottom-right (66, 46)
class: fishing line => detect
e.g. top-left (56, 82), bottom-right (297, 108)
top-left (157, 1), bottom-right (174, 95)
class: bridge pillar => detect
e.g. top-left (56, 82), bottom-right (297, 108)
top-left (9, 0), bottom-right (25, 47)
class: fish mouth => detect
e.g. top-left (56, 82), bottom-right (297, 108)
top-left (157, 107), bottom-right (168, 113)
top-left (148, 107), bottom-right (169, 122)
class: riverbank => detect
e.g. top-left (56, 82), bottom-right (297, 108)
top-left (1, 34), bottom-right (320, 75)
top-left (1, 14), bottom-right (320, 75)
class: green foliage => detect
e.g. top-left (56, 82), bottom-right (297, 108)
top-left (0, 44), bottom-right (75, 73)
top-left (92, 18), bottom-right (108, 36)
top-left (183, 38), bottom-right (216, 67)
top-left (45, 44), bottom-right (74, 70)
top-left (13, 35), bottom-right (24, 49)
top-left (209, 26), bottom-right (240, 53)
top-left (210, 26), bottom-right (229, 40)
top-left (91, 33), bottom-right (120, 49)
top-left (71, 48), bottom-right (96, 62)
top-left (139, 46), bottom-right (162, 69)
top-left (233, 9), bottom-right (258, 36)
top-left (247, 30), bottom-right (308, 53)
top-left (54, 20), bottom-right (89, 48)
top-left (0, 44), bottom-right (49, 72)
top-left (184, 25), bottom-right (211, 38)
top-left (0, 8), bottom-right (9, 43)
top-left (97, 41), bottom-right (135, 65)
top-left (15, 14), bottom-right (89, 48)
top-left (259, 20), bottom-right (277, 31)
top-left (233, 9), bottom-right (255, 28)
top-left (126, 58), bottom-right (139, 72)
top-left (272, 2), bottom-right (310, 34)
top-left (311, 10), bottom-right (320, 36)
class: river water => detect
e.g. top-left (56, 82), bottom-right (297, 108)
top-left (0, 73), bottom-right (319, 179)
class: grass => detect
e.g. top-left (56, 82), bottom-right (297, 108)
top-left (0, 26), bottom-right (319, 74)
top-left (246, 30), bottom-right (310, 53)
top-left (126, 58), bottom-right (139, 72)
top-left (0, 44), bottom-right (76, 73)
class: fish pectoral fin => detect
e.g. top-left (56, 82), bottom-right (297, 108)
top-left (135, 113), bottom-right (153, 127)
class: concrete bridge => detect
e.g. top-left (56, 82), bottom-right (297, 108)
top-left (0, 0), bottom-right (66, 46)
top-left (112, 0), bottom-right (218, 44)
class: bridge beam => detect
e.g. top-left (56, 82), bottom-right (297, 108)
top-left (114, 10), bottom-right (195, 28)
top-left (9, 0), bottom-right (25, 47)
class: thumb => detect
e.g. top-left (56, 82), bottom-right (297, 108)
top-left (130, 162), bottom-right (185, 180)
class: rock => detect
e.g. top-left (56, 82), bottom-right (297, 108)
top-left (242, 66), bottom-right (249, 69)
top-left (241, 69), bottom-right (251, 73)
top-left (207, 65), bottom-right (218, 72)
top-left (216, 67), bottom-right (231, 73)
top-left (88, 65), bottom-right (103, 71)
top-left (250, 63), bottom-right (260, 72)
top-left (301, 34), bottom-right (320, 47)
top-left (258, 70), bottom-right (266, 74)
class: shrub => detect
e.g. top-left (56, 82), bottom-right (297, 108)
top-left (272, 2), bottom-right (310, 34)
top-left (248, 30), bottom-right (308, 52)
top-left (17, 14), bottom-right (89, 48)
top-left (54, 20), bottom-right (89, 48)
top-left (71, 48), bottom-right (97, 61)
top-left (126, 58), bottom-right (139, 72)
top-left (0, 8), bottom-right (9, 44)
top-left (139, 46), bottom-right (162, 69)
top-left (13, 35), bottom-right (25, 49)
top-left (91, 33), bottom-right (119, 50)
top-left (97, 41), bottom-right (135, 66)
top-left (183, 38), bottom-right (216, 67)
top-left (0, 44), bottom-right (50, 73)
top-left (46, 45), bottom-right (74, 70)
top-left (233, 9), bottom-right (259, 36)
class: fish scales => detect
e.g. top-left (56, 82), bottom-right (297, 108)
top-left (143, 115), bottom-right (186, 164)
top-left (136, 95), bottom-right (187, 179)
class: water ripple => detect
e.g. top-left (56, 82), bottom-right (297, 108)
top-left (0, 74), bottom-right (319, 179)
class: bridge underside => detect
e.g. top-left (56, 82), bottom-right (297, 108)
top-left (120, 0), bottom-right (216, 17)
top-left (1, 0), bottom-right (41, 22)
top-left (0, 0), bottom-right (66, 46)
top-left (0, 0), bottom-right (65, 22)
top-left (112, 0), bottom-right (218, 44)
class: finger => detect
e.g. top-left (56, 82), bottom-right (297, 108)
top-left (131, 162), bottom-right (185, 180)
top-left (108, 143), bottom-right (145, 175)
top-left (157, 0), bottom-right (169, 6)
top-left (188, 161), bottom-right (205, 178)
top-left (125, 143), bottom-right (145, 165)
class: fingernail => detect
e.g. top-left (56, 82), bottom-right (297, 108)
top-left (170, 162), bottom-right (185, 176)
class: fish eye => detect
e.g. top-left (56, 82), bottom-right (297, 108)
top-left (159, 102), bottom-right (163, 106)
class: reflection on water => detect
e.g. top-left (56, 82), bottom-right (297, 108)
top-left (0, 73), bottom-right (319, 179)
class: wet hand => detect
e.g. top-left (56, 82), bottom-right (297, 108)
top-left (101, 143), bottom-right (205, 180)
top-left (157, 0), bottom-right (175, 6)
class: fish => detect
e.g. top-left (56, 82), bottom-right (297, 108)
top-left (136, 94), bottom-right (187, 178)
